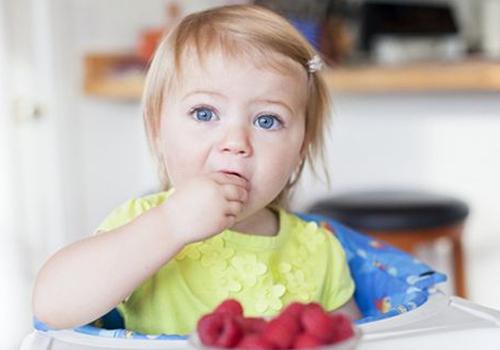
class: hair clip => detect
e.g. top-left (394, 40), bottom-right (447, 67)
top-left (307, 55), bottom-right (323, 73)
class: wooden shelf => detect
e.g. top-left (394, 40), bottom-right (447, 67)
top-left (84, 54), bottom-right (146, 100)
top-left (326, 60), bottom-right (500, 93)
top-left (83, 53), bottom-right (500, 100)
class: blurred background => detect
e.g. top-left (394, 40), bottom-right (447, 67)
top-left (1, 0), bottom-right (500, 348)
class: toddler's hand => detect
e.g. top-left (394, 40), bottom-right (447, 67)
top-left (161, 173), bottom-right (249, 245)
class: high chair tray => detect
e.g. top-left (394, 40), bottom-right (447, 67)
top-left (20, 291), bottom-right (500, 350)
top-left (359, 291), bottom-right (500, 349)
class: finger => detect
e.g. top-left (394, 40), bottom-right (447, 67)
top-left (210, 172), bottom-right (250, 190)
top-left (225, 201), bottom-right (243, 216)
top-left (222, 184), bottom-right (248, 203)
top-left (212, 172), bottom-right (249, 188)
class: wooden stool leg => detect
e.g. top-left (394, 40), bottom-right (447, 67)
top-left (452, 236), bottom-right (466, 298)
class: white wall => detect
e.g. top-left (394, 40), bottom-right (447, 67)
top-left (0, 4), bottom-right (31, 348)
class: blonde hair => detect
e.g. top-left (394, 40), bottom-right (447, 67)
top-left (143, 4), bottom-right (330, 207)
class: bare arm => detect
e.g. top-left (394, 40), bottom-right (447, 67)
top-left (32, 173), bottom-right (249, 330)
top-left (32, 204), bottom-right (184, 329)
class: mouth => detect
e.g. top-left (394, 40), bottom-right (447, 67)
top-left (220, 170), bottom-right (248, 181)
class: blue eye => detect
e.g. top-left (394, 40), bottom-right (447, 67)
top-left (255, 115), bottom-right (282, 130)
top-left (192, 107), bottom-right (218, 122)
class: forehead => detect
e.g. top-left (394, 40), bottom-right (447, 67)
top-left (171, 47), bottom-right (309, 109)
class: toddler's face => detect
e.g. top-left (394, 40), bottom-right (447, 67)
top-left (160, 50), bottom-right (308, 221)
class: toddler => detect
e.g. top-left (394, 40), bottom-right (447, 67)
top-left (33, 4), bottom-right (361, 335)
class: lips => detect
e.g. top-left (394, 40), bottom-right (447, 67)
top-left (219, 170), bottom-right (248, 182)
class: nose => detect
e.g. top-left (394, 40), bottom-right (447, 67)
top-left (218, 125), bottom-right (252, 157)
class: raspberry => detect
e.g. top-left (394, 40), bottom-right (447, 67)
top-left (261, 314), bottom-right (300, 349)
top-left (301, 304), bottom-right (336, 343)
top-left (293, 333), bottom-right (324, 349)
top-left (196, 300), bottom-right (356, 349)
top-left (214, 299), bottom-right (244, 317)
top-left (237, 334), bottom-right (275, 350)
top-left (239, 317), bottom-right (268, 335)
top-left (197, 313), bottom-right (225, 346)
top-left (304, 302), bottom-right (323, 313)
top-left (281, 302), bottom-right (306, 321)
top-left (197, 313), bottom-right (243, 348)
top-left (330, 313), bottom-right (355, 343)
top-left (217, 315), bottom-right (243, 348)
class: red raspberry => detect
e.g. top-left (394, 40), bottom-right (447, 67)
top-left (261, 314), bottom-right (300, 349)
top-left (197, 313), bottom-right (243, 348)
top-left (301, 303), bottom-right (336, 343)
top-left (281, 302), bottom-right (306, 321)
top-left (303, 302), bottom-right (323, 313)
top-left (293, 333), bottom-right (324, 349)
top-left (197, 313), bottom-right (225, 346)
top-left (214, 299), bottom-right (244, 317)
top-left (237, 334), bottom-right (275, 350)
top-left (330, 313), bottom-right (355, 343)
top-left (239, 317), bottom-right (268, 335)
top-left (217, 315), bottom-right (243, 348)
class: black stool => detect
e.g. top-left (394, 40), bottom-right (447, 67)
top-left (309, 190), bottom-right (469, 297)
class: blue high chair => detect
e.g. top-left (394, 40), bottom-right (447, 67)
top-left (20, 215), bottom-right (500, 350)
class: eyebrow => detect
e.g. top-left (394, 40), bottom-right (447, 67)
top-left (251, 98), bottom-right (294, 116)
top-left (181, 90), bottom-right (227, 101)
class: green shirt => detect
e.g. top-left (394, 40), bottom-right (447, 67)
top-left (96, 190), bottom-right (355, 335)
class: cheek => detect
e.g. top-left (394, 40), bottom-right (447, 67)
top-left (255, 131), bottom-right (305, 190)
top-left (160, 119), bottom-right (208, 185)
top-left (275, 148), bottom-right (302, 181)
top-left (252, 153), bottom-right (300, 206)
